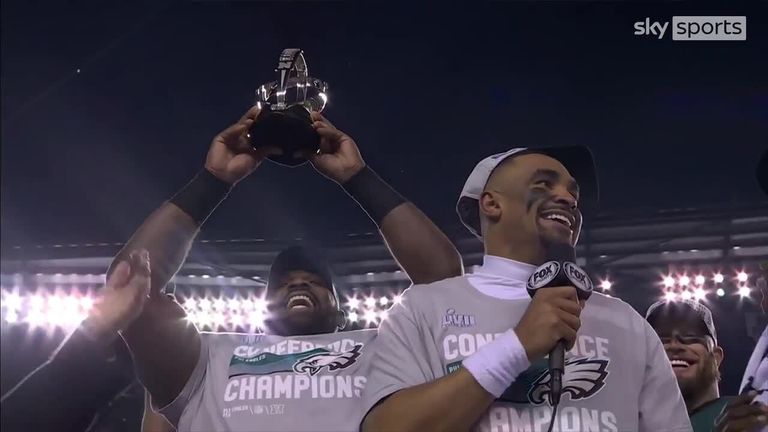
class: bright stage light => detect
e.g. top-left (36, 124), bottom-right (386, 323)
top-left (679, 276), bottom-right (690, 287)
top-left (80, 296), bottom-right (94, 311)
top-left (184, 298), bottom-right (197, 310)
top-left (695, 275), bottom-right (706, 286)
top-left (663, 277), bottom-right (675, 288)
top-left (348, 311), bottom-right (359, 323)
top-left (664, 292), bottom-right (677, 302)
top-left (693, 288), bottom-right (706, 301)
top-left (27, 310), bottom-right (45, 326)
top-left (5, 311), bottom-right (18, 324)
top-left (248, 310), bottom-right (265, 328)
top-left (228, 298), bottom-right (241, 310)
top-left (681, 291), bottom-right (692, 301)
top-left (600, 280), bottom-right (612, 291)
top-left (737, 272), bottom-right (749, 283)
top-left (346, 296), bottom-right (361, 310)
top-left (379, 297), bottom-right (390, 306)
top-left (379, 311), bottom-right (389, 321)
top-left (738, 286), bottom-right (751, 298)
top-left (213, 298), bottom-right (226, 311)
top-left (199, 298), bottom-right (212, 311)
top-left (363, 309), bottom-right (377, 325)
top-left (713, 273), bottom-right (724, 283)
top-left (4, 293), bottom-right (22, 311)
top-left (230, 313), bottom-right (244, 327)
top-left (393, 294), bottom-right (403, 305)
top-left (716, 288), bottom-right (725, 297)
top-left (364, 297), bottom-right (377, 308)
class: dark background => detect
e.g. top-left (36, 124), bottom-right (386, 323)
top-left (2, 1), bottom-right (766, 248)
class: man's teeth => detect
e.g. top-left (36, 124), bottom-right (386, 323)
top-left (669, 359), bottom-right (691, 368)
top-left (544, 213), bottom-right (572, 228)
top-left (287, 295), bottom-right (314, 309)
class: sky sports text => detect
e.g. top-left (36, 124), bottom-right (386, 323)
top-left (634, 16), bottom-right (746, 41)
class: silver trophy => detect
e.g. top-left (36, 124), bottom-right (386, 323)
top-left (248, 49), bottom-right (329, 167)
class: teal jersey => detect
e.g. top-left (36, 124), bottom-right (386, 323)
top-left (690, 397), bottom-right (731, 432)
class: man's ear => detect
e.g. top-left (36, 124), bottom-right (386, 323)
top-left (713, 345), bottom-right (724, 369)
top-left (335, 310), bottom-right (347, 331)
top-left (479, 191), bottom-right (502, 224)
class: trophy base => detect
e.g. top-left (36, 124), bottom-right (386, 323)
top-left (249, 104), bottom-right (320, 167)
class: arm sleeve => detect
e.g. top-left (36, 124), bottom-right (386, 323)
top-left (157, 332), bottom-right (210, 428)
top-left (361, 289), bottom-right (437, 420)
top-left (638, 319), bottom-right (693, 432)
top-left (0, 329), bottom-right (135, 432)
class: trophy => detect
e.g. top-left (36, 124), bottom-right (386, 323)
top-left (248, 49), bottom-right (329, 167)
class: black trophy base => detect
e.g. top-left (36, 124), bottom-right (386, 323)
top-left (248, 104), bottom-right (320, 167)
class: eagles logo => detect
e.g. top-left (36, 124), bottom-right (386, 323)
top-left (292, 344), bottom-right (363, 376)
top-left (528, 357), bottom-right (609, 405)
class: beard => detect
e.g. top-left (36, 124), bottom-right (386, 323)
top-left (263, 305), bottom-right (340, 336)
top-left (678, 351), bottom-right (720, 403)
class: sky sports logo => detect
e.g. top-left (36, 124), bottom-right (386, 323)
top-left (634, 16), bottom-right (746, 41)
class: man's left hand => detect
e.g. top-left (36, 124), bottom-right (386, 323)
top-left (306, 112), bottom-right (365, 184)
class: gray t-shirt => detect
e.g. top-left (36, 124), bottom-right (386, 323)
top-left (162, 329), bottom-right (376, 431)
top-left (363, 276), bottom-right (692, 432)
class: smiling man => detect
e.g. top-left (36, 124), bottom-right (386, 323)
top-left (361, 147), bottom-right (691, 432)
top-left (646, 300), bottom-right (729, 432)
top-left (113, 106), bottom-right (462, 431)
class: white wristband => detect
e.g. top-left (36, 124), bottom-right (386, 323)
top-left (463, 329), bottom-right (531, 398)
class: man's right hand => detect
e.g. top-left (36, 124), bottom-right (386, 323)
top-left (204, 106), bottom-right (280, 185)
top-left (715, 391), bottom-right (768, 432)
top-left (514, 286), bottom-right (582, 361)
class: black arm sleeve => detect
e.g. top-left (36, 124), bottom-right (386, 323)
top-left (0, 328), bottom-right (135, 432)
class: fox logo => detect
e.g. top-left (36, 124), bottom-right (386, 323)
top-left (292, 344), bottom-right (363, 376)
top-left (528, 357), bottom-right (609, 405)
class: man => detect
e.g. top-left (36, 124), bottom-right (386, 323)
top-left (1, 251), bottom-right (150, 431)
top-left (112, 106), bottom-right (463, 430)
top-left (645, 299), bottom-right (731, 431)
top-left (362, 147), bottom-right (692, 431)
top-left (714, 261), bottom-right (768, 432)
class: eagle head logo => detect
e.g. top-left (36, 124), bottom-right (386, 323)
top-left (292, 344), bottom-right (363, 376)
top-left (528, 357), bottom-right (609, 405)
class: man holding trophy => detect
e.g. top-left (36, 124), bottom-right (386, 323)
top-left (116, 49), bottom-right (463, 431)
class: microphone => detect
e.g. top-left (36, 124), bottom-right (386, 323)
top-left (526, 244), bottom-right (594, 406)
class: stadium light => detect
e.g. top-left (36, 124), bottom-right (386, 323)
top-left (713, 273), bottom-right (724, 284)
top-left (663, 276), bottom-right (675, 288)
top-left (681, 291), bottom-right (692, 301)
top-left (379, 296), bottom-right (390, 306)
top-left (346, 296), bottom-right (361, 311)
top-left (600, 280), bottom-right (612, 291)
top-left (4, 293), bottom-right (22, 311)
top-left (679, 276), bottom-right (691, 287)
top-left (738, 286), bottom-right (751, 298)
top-left (393, 294), bottom-right (403, 305)
top-left (363, 309), bottom-right (377, 326)
top-left (364, 297), bottom-right (377, 308)
top-left (694, 275), bottom-right (706, 286)
top-left (716, 288), bottom-right (725, 297)
top-left (664, 291), bottom-right (677, 302)
top-left (347, 311), bottom-right (359, 323)
top-left (737, 272), bottom-right (749, 283)
top-left (693, 288), bottom-right (706, 301)
top-left (6, 311), bottom-right (18, 324)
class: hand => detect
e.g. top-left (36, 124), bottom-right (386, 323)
top-left (204, 106), bottom-right (281, 185)
top-left (306, 112), bottom-right (365, 184)
top-left (715, 391), bottom-right (768, 432)
top-left (84, 250), bottom-right (151, 341)
top-left (514, 286), bottom-right (582, 362)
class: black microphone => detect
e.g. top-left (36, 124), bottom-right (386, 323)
top-left (526, 244), bottom-right (594, 406)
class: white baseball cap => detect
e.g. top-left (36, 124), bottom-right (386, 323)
top-left (456, 146), bottom-right (598, 238)
top-left (646, 299), bottom-right (717, 343)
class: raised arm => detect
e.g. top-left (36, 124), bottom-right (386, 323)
top-left (111, 106), bottom-right (275, 408)
top-left (307, 112), bottom-right (463, 284)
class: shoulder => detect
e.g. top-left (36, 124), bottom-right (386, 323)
top-left (401, 275), bottom-right (471, 303)
top-left (584, 293), bottom-right (651, 334)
